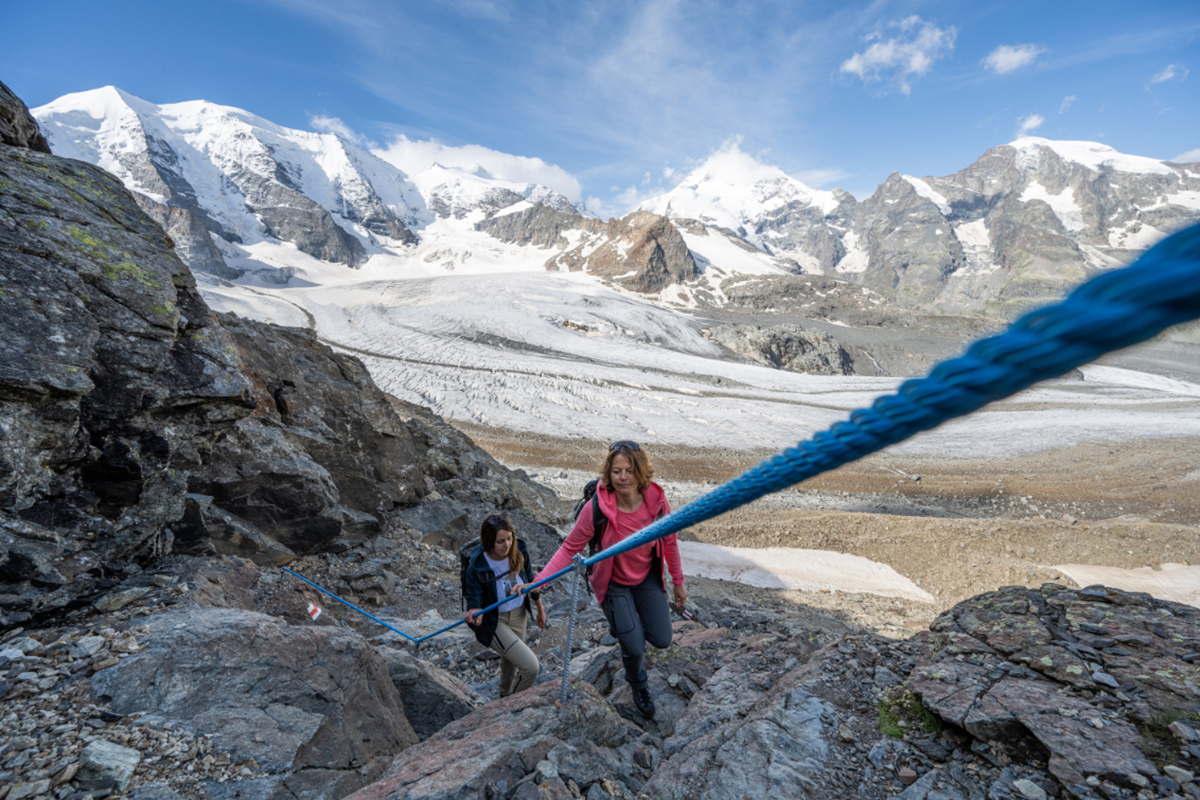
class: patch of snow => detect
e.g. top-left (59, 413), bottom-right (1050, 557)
top-left (1052, 563), bottom-right (1200, 607)
top-left (1107, 221), bottom-right (1167, 250)
top-left (679, 542), bottom-right (935, 603)
top-left (1019, 181), bottom-right (1086, 232)
top-left (1166, 190), bottom-right (1200, 211)
top-left (835, 232), bottom-right (868, 274)
top-left (901, 175), bottom-right (951, 215)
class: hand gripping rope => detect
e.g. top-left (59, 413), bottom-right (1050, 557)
top-left (285, 222), bottom-right (1200, 700)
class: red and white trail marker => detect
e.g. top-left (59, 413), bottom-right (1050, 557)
top-left (307, 603), bottom-right (323, 621)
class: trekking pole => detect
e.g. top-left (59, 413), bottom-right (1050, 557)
top-left (559, 554), bottom-right (585, 704)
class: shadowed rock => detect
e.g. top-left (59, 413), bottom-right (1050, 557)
top-left (90, 607), bottom-right (417, 800)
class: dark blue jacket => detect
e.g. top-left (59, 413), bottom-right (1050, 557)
top-left (463, 539), bottom-right (540, 647)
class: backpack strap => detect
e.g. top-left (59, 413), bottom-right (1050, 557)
top-left (589, 492), bottom-right (606, 555)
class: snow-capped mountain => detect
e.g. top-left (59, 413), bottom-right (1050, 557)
top-left (640, 142), bottom-right (844, 274)
top-left (642, 139), bottom-right (1200, 314)
top-left (34, 87), bottom-right (430, 276)
top-left (33, 87), bottom-right (1200, 317)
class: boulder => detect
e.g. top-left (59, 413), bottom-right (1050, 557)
top-left (89, 607), bottom-right (418, 800)
top-left (377, 646), bottom-right (479, 740)
top-left (0, 80), bottom-right (51, 152)
top-left (76, 738), bottom-right (142, 792)
top-left (345, 681), bottom-right (644, 800)
top-left (703, 323), bottom-right (855, 375)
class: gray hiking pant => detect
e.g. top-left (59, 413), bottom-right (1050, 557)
top-left (602, 573), bottom-right (673, 689)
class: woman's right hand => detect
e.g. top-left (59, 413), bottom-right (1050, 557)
top-left (512, 582), bottom-right (532, 595)
top-left (464, 609), bottom-right (482, 626)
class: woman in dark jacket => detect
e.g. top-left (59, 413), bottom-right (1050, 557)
top-left (463, 513), bottom-right (546, 696)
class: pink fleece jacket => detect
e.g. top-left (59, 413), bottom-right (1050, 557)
top-left (535, 482), bottom-right (684, 604)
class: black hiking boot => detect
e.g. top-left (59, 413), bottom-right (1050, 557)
top-left (633, 685), bottom-right (656, 719)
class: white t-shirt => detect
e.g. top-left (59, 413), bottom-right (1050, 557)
top-left (483, 553), bottom-right (522, 613)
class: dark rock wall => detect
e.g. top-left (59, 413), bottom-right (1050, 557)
top-left (0, 86), bottom-right (555, 628)
top-left (0, 81), bottom-right (50, 153)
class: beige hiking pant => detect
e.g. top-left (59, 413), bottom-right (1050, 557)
top-left (490, 607), bottom-right (539, 696)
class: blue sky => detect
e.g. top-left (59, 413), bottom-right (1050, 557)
top-left (5, 0), bottom-right (1199, 212)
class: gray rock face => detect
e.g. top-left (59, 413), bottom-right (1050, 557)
top-left (76, 739), bottom-right (142, 792)
top-left (703, 323), bottom-right (854, 375)
top-left (479, 206), bottom-right (699, 292)
top-left (0, 81), bottom-right (51, 153)
top-left (90, 607), bottom-right (418, 800)
top-left (377, 646), bottom-right (479, 740)
top-left (132, 193), bottom-right (242, 280)
top-left (343, 681), bottom-right (644, 800)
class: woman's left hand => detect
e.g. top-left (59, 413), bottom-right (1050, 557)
top-left (673, 583), bottom-right (687, 609)
top-left (536, 603), bottom-right (547, 628)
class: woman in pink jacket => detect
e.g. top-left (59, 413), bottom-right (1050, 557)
top-left (526, 441), bottom-right (685, 719)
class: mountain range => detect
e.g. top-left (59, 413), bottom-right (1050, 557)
top-left (33, 86), bottom-right (1200, 317)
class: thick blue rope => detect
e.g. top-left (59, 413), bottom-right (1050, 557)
top-left (288, 222), bottom-right (1200, 640)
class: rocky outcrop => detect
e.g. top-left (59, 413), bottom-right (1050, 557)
top-left (479, 205), bottom-right (698, 292)
top-left (90, 607), bottom-right (418, 800)
top-left (703, 323), bottom-right (855, 375)
top-left (0, 81), bottom-right (50, 153)
top-left (344, 681), bottom-right (650, 800)
top-left (377, 647), bottom-right (479, 741)
top-left (0, 89), bottom-right (560, 627)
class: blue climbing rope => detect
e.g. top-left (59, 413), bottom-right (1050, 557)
top-left (287, 221), bottom-right (1200, 642)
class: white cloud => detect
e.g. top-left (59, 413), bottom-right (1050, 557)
top-left (641, 172), bottom-right (651, 185)
top-left (309, 114), bottom-right (371, 147)
top-left (793, 168), bottom-right (851, 188)
top-left (1173, 148), bottom-right (1200, 163)
top-left (1016, 114), bottom-right (1045, 138)
top-left (1150, 64), bottom-right (1188, 83)
top-left (983, 44), bottom-right (1046, 74)
top-left (372, 135), bottom-right (582, 201)
top-left (1059, 95), bottom-right (1077, 114)
top-left (615, 185), bottom-right (642, 207)
top-left (840, 16), bottom-right (956, 95)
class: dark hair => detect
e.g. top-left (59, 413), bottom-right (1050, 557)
top-left (480, 513), bottom-right (523, 575)
top-left (600, 442), bottom-right (654, 492)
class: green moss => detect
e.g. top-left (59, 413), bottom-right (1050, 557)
top-left (25, 219), bottom-right (48, 232)
top-left (877, 687), bottom-right (942, 739)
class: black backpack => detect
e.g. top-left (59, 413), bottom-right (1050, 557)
top-left (573, 479), bottom-right (607, 571)
top-left (458, 542), bottom-right (512, 611)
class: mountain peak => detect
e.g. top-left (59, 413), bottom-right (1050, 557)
top-left (639, 141), bottom-right (838, 234)
top-left (1005, 136), bottom-right (1176, 176)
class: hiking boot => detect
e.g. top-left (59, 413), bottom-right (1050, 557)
top-left (633, 685), bottom-right (656, 719)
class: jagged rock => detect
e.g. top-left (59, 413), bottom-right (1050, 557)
top-left (132, 194), bottom-right (242, 280)
top-left (703, 323), bottom-right (854, 375)
top-left (76, 738), bottom-right (142, 792)
top-left (0, 81), bottom-right (51, 153)
top-left (344, 681), bottom-right (644, 800)
top-left (399, 496), bottom-right (469, 550)
top-left (0, 137), bottom-right (255, 621)
top-left (90, 607), bottom-right (417, 800)
top-left (377, 646), bottom-right (479, 740)
top-left (93, 586), bottom-right (150, 612)
top-left (479, 206), bottom-right (698, 293)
